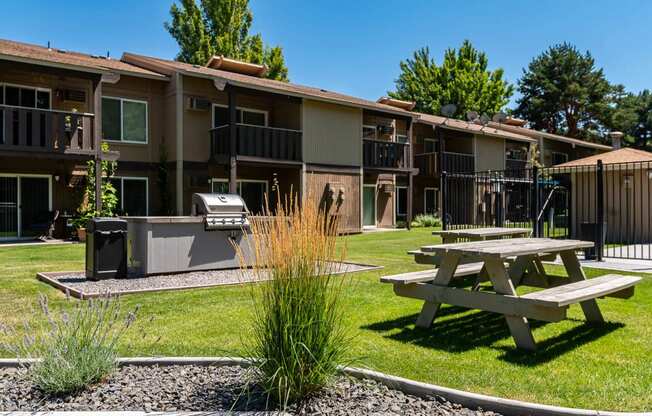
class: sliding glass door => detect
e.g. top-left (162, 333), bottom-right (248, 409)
top-left (0, 177), bottom-right (18, 239)
top-left (0, 175), bottom-right (51, 240)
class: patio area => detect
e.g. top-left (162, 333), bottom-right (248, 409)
top-left (0, 228), bottom-right (651, 411)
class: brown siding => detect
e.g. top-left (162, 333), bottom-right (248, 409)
top-left (306, 170), bottom-right (361, 233)
top-left (303, 100), bottom-right (361, 166)
top-left (474, 135), bottom-right (505, 172)
top-left (363, 172), bottom-right (395, 228)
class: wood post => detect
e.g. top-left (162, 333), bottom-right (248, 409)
top-left (596, 159), bottom-right (604, 261)
top-left (406, 117), bottom-right (413, 229)
top-left (228, 88), bottom-right (237, 194)
top-left (559, 250), bottom-right (605, 323)
top-left (92, 78), bottom-right (103, 213)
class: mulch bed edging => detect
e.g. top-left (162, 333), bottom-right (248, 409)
top-left (0, 357), bottom-right (643, 416)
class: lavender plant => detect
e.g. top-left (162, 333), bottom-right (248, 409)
top-left (1, 293), bottom-right (139, 396)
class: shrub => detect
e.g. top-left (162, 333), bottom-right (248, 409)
top-left (1, 294), bottom-right (139, 396)
top-left (237, 194), bottom-right (350, 407)
top-left (410, 214), bottom-right (441, 228)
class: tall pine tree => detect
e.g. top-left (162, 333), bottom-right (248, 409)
top-left (165, 0), bottom-right (288, 81)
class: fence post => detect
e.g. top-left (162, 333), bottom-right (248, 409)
top-left (596, 159), bottom-right (604, 261)
top-left (531, 165), bottom-right (540, 237)
top-left (441, 171), bottom-right (448, 230)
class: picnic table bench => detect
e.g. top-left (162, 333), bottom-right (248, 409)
top-left (381, 237), bottom-right (641, 351)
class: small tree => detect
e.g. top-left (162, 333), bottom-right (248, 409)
top-left (389, 41), bottom-right (513, 119)
top-left (74, 143), bottom-right (118, 228)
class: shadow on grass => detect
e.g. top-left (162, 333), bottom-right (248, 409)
top-left (363, 304), bottom-right (622, 360)
top-left (498, 321), bottom-right (624, 366)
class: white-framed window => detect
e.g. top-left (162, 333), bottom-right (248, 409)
top-left (362, 124), bottom-right (377, 140)
top-left (102, 96), bottom-right (148, 143)
top-left (423, 138), bottom-right (437, 153)
top-left (551, 151), bottom-right (569, 165)
top-left (1, 83), bottom-right (52, 144)
top-left (211, 178), bottom-right (269, 214)
top-left (212, 104), bottom-right (268, 128)
top-left (109, 176), bottom-right (148, 216)
top-left (424, 187), bottom-right (439, 215)
top-left (395, 186), bottom-right (408, 217)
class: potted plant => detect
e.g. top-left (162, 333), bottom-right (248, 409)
top-left (72, 211), bottom-right (94, 242)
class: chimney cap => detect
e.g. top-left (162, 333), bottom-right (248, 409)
top-left (609, 131), bottom-right (624, 138)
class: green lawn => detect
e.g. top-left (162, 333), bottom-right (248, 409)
top-left (1, 230), bottom-right (651, 411)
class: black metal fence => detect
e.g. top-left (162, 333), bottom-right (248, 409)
top-left (442, 160), bottom-right (652, 261)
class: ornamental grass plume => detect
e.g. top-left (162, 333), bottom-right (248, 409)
top-left (236, 192), bottom-right (350, 407)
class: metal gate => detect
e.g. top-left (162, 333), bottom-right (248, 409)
top-left (442, 160), bottom-right (652, 261)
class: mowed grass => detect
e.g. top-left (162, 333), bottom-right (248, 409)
top-left (1, 230), bottom-right (651, 411)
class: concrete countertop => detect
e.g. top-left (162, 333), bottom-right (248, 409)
top-left (122, 216), bottom-right (204, 224)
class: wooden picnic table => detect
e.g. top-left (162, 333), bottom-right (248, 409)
top-left (433, 227), bottom-right (531, 244)
top-left (381, 237), bottom-right (641, 351)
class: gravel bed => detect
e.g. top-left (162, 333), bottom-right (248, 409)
top-left (39, 261), bottom-right (378, 298)
top-left (0, 364), bottom-right (499, 415)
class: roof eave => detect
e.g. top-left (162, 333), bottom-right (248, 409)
top-left (0, 52), bottom-right (106, 75)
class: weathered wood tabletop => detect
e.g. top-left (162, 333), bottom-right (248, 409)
top-left (432, 227), bottom-right (531, 243)
top-left (385, 237), bottom-right (641, 351)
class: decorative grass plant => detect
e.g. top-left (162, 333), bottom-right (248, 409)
top-left (1, 294), bottom-right (139, 396)
top-left (410, 214), bottom-right (441, 228)
top-left (238, 194), bottom-right (350, 407)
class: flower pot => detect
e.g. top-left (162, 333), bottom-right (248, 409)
top-left (77, 228), bottom-right (86, 242)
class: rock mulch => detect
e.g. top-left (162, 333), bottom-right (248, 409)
top-left (38, 261), bottom-right (379, 298)
top-left (0, 364), bottom-right (500, 415)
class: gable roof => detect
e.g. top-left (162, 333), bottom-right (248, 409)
top-left (121, 52), bottom-right (415, 117)
top-left (0, 38), bottom-right (168, 80)
top-left (554, 147), bottom-right (652, 168)
top-left (415, 113), bottom-right (536, 143)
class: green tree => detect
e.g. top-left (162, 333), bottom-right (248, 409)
top-left (514, 43), bottom-right (613, 141)
top-left (610, 88), bottom-right (652, 151)
top-left (389, 41), bottom-right (513, 119)
top-left (165, 0), bottom-right (288, 81)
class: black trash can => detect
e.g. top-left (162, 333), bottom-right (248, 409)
top-left (580, 222), bottom-right (607, 260)
top-left (85, 218), bottom-right (128, 281)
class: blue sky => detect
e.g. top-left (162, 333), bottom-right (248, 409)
top-left (2, 1), bottom-right (651, 107)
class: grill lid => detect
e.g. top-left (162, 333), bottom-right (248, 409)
top-left (192, 193), bottom-right (250, 230)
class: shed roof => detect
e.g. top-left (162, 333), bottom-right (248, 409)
top-left (486, 121), bottom-right (613, 151)
top-left (554, 147), bottom-right (652, 168)
top-left (415, 113), bottom-right (536, 143)
top-left (0, 38), bottom-right (168, 80)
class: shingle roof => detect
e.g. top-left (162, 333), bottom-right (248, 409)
top-left (0, 38), bottom-right (167, 80)
top-left (554, 147), bottom-right (652, 167)
top-left (486, 121), bottom-right (613, 151)
top-left (415, 113), bottom-right (536, 143)
top-left (121, 52), bottom-right (415, 117)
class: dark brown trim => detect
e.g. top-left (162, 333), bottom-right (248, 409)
top-left (236, 155), bottom-right (303, 167)
top-left (305, 164), bottom-right (361, 175)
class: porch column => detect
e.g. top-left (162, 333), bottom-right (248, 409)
top-left (228, 88), bottom-right (237, 194)
top-left (406, 117), bottom-right (413, 229)
top-left (92, 78), bottom-right (103, 213)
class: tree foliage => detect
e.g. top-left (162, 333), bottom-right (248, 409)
top-left (165, 0), bottom-right (288, 81)
top-left (514, 43), bottom-right (613, 141)
top-left (389, 40), bottom-right (513, 119)
top-left (610, 88), bottom-right (652, 151)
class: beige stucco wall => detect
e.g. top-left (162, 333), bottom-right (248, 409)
top-left (474, 135), bottom-right (505, 172)
top-left (302, 99), bottom-right (362, 167)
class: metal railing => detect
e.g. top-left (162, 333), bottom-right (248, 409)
top-left (414, 151), bottom-right (475, 176)
top-left (210, 123), bottom-right (302, 162)
top-left (363, 138), bottom-right (410, 169)
top-left (0, 105), bottom-right (95, 153)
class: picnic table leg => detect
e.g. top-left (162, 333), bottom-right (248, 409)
top-left (559, 250), bottom-right (605, 323)
top-left (483, 257), bottom-right (537, 351)
top-left (415, 253), bottom-right (460, 328)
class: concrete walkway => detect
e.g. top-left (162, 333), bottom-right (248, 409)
top-left (548, 255), bottom-right (652, 273)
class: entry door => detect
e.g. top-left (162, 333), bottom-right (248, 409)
top-left (363, 186), bottom-right (376, 226)
top-left (20, 177), bottom-right (50, 237)
top-left (0, 177), bottom-right (18, 240)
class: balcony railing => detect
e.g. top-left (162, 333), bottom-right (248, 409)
top-left (210, 124), bottom-right (302, 162)
top-left (363, 138), bottom-right (410, 170)
top-left (414, 151), bottom-right (475, 175)
top-left (0, 105), bottom-right (95, 153)
top-left (415, 152), bottom-right (438, 176)
top-left (505, 158), bottom-right (530, 178)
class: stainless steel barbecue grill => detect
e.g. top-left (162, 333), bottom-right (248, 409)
top-left (125, 193), bottom-right (253, 275)
top-left (191, 193), bottom-right (250, 231)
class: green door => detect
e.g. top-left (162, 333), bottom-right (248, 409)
top-left (363, 186), bottom-right (376, 227)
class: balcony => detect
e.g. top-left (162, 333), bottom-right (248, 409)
top-left (363, 138), bottom-right (410, 171)
top-left (414, 151), bottom-right (475, 176)
top-left (210, 124), bottom-right (302, 163)
top-left (0, 105), bottom-right (96, 155)
top-left (506, 158), bottom-right (530, 178)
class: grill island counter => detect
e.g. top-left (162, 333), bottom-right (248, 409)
top-left (126, 194), bottom-right (253, 276)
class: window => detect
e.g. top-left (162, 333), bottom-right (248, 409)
top-left (395, 186), bottom-right (407, 218)
top-left (551, 151), bottom-right (568, 165)
top-left (102, 97), bottom-right (148, 143)
top-left (0, 84), bottom-right (51, 145)
top-left (423, 138), bottom-right (437, 153)
top-left (362, 125), bottom-right (377, 140)
top-left (506, 145), bottom-right (527, 160)
top-left (396, 134), bottom-right (409, 144)
top-left (211, 179), bottom-right (268, 214)
top-left (424, 187), bottom-right (439, 215)
top-left (212, 104), bottom-right (268, 128)
top-left (110, 177), bottom-right (148, 216)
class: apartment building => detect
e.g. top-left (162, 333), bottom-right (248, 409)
top-left (0, 38), bottom-right (415, 239)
